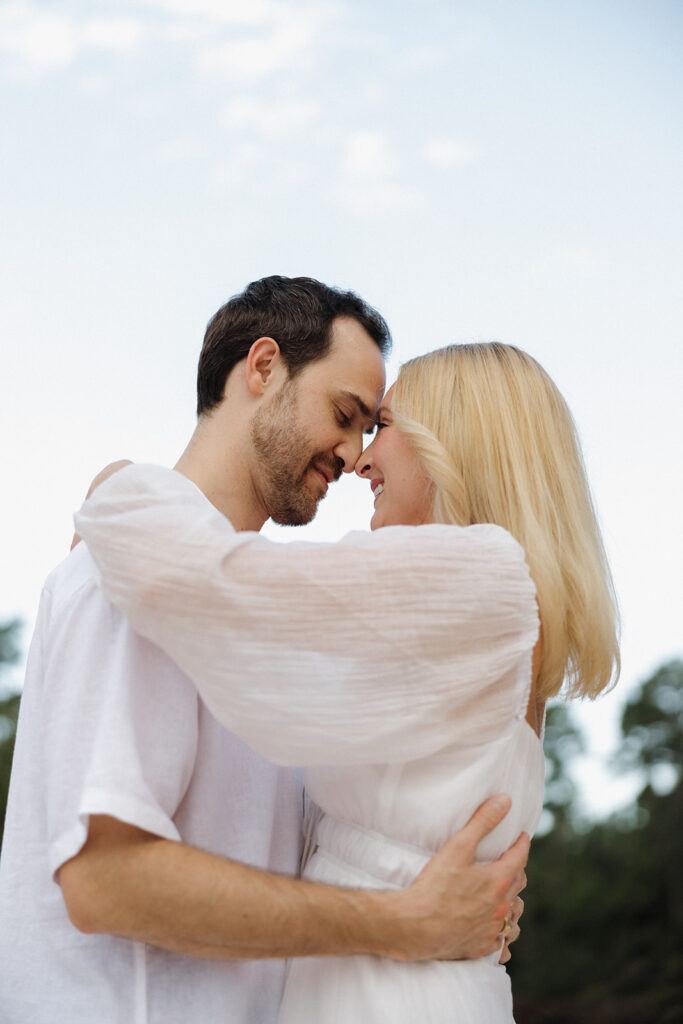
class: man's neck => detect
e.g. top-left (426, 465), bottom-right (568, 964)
top-left (174, 416), bottom-right (268, 533)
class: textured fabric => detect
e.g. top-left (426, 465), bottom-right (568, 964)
top-left (0, 543), bottom-right (303, 1024)
top-left (76, 465), bottom-right (540, 766)
top-left (76, 464), bottom-right (545, 1023)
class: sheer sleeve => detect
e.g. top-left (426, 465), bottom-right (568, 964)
top-left (75, 465), bottom-right (539, 766)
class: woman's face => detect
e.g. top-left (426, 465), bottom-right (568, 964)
top-left (355, 384), bottom-right (434, 530)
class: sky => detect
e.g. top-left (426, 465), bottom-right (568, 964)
top-left (1, 0), bottom-right (682, 818)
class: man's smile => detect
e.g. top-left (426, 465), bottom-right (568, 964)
top-left (311, 464), bottom-right (330, 491)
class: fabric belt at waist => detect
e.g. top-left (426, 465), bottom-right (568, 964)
top-left (313, 814), bottom-right (433, 889)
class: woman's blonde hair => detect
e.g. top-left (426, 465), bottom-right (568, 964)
top-left (392, 342), bottom-right (620, 702)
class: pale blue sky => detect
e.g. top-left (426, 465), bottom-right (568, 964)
top-left (1, 0), bottom-right (682, 816)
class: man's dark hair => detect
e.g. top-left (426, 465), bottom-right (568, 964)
top-left (196, 275), bottom-right (391, 415)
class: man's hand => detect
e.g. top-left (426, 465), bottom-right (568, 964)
top-left (383, 794), bottom-right (530, 962)
top-left (71, 460), bottom-right (132, 549)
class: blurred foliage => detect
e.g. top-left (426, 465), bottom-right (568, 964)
top-left (0, 618), bottom-right (21, 671)
top-left (541, 703), bottom-right (585, 836)
top-left (617, 660), bottom-right (683, 777)
top-left (0, 619), bottom-right (22, 842)
top-left (511, 660), bottom-right (683, 1023)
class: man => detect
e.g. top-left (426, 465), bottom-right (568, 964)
top-left (0, 277), bottom-right (527, 1023)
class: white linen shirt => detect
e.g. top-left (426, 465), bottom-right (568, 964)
top-left (0, 544), bottom-right (303, 1024)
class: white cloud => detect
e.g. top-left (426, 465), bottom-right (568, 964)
top-left (198, 19), bottom-right (319, 83)
top-left (335, 131), bottom-right (418, 212)
top-left (135, 0), bottom-right (281, 28)
top-left (343, 131), bottom-right (394, 178)
top-left (139, 0), bottom-right (342, 86)
top-left (0, 6), bottom-right (78, 69)
top-left (0, 4), bottom-right (145, 71)
top-left (82, 19), bottom-right (146, 54)
top-left (224, 95), bottom-right (320, 137)
top-left (0, 0), bottom-right (340, 91)
top-left (423, 138), bottom-right (481, 167)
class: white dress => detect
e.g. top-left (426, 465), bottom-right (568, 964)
top-left (76, 465), bottom-right (543, 1024)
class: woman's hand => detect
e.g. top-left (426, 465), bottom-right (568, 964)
top-left (71, 460), bottom-right (133, 549)
top-left (498, 890), bottom-right (525, 964)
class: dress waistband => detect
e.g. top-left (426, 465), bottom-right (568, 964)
top-left (313, 814), bottom-right (433, 889)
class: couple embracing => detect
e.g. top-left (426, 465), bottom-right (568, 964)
top-left (0, 276), bottom-right (619, 1022)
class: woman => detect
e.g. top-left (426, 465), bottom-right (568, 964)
top-left (76, 342), bottom-right (619, 1022)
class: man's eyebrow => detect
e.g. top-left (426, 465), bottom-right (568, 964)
top-left (340, 391), bottom-right (376, 430)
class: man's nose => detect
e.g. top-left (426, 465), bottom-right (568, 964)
top-left (334, 434), bottom-right (365, 474)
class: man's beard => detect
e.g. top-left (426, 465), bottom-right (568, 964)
top-left (251, 378), bottom-right (342, 526)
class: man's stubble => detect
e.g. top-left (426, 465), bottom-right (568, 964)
top-left (251, 378), bottom-right (340, 526)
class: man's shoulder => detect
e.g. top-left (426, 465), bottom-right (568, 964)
top-left (43, 543), bottom-right (103, 610)
top-left (39, 544), bottom-right (198, 687)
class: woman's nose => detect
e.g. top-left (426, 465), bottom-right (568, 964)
top-left (355, 446), bottom-right (374, 478)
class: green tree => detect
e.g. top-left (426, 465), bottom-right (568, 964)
top-left (617, 659), bottom-right (683, 781)
top-left (615, 660), bottom-right (683, 942)
top-left (541, 702), bottom-right (586, 835)
top-left (0, 619), bottom-right (23, 844)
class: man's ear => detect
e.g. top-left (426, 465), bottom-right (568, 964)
top-left (245, 337), bottom-right (286, 396)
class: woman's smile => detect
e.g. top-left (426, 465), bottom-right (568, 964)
top-left (356, 385), bottom-right (433, 529)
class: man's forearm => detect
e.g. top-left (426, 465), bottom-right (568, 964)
top-left (59, 816), bottom-right (404, 960)
top-left (60, 801), bottom-right (527, 962)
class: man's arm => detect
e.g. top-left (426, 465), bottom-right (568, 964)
top-left (59, 795), bottom-right (528, 962)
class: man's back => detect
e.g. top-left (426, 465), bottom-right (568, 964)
top-left (0, 543), bottom-right (303, 1023)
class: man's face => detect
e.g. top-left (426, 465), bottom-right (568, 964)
top-left (251, 316), bottom-right (386, 526)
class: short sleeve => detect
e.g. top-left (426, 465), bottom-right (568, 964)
top-left (75, 465), bottom-right (539, 767)
top-left (39, 552), bottom-right (200, 878)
